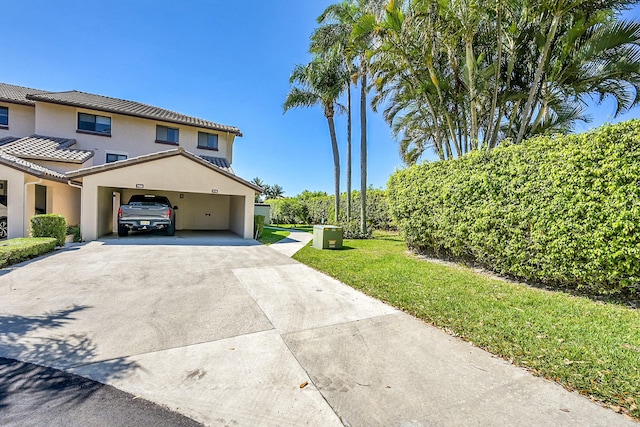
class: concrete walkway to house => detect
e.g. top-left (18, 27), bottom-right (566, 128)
top-left (265, 226), bottom-right (314, 257)
top-left (0, 231), bottom-right (635, 426)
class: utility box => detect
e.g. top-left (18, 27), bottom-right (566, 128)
top-left (313, 225), bottom-right (343, 250)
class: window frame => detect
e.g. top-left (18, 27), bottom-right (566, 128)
top-left (197, 131), bottom-right (219, 151)
top-left (0, 106), bottom-right (8, 129)
top-left (155, 125), bottom-right (180, 145)
top-left (106, 153), bottom-right (128, 163)
top-left (77, 112), bottom-right (112, 136)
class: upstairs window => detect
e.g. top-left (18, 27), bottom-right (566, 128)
top-left (198, 132), bottom-right (218, 150)
top-left (78, 113), bottom-right (111, 135)
top-left (156, 125), bottom-right (179, 144)
top-left (106, 153), bottom-right (127, 163)
top-left (0, 106), bottom-right (8, 127)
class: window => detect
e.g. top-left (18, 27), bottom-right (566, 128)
top-left (106, 153), bottom-right (127, 163)
top-left (198, 132), bottom-right (218, 150)
top-left (156, 125), bottom-right (179, 144)
top-left (0, 106), bottom-right (8, 127)
top-left (78, 113), bottom-right (111, 135)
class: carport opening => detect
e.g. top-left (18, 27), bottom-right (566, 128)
top-left (97, 186), bottom-right (243, 237)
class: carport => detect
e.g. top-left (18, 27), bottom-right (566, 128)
top-left (66, 148), bottom-right (261, 241)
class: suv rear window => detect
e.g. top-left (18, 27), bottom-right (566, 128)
top-left (127, 195), bottom-right (171, 206)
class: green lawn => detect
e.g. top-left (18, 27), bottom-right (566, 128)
top-left (259, 227), bottom-right (291, 245)
top-left (293, 231), bottom-right (640, 419)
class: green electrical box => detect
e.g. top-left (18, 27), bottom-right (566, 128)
top-left (313, 225), bottom-right (343, 250)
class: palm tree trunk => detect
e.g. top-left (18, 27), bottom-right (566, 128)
top-left (360, 67), bottom-right (367, 235)
top-left (346, 84), bottom-right (352, 222)
top-left (327, 115), bottom-right (341, 222)
top-left (515, 13), bottom-right (561, 144)
top-left (485, 1), bottom-right (502, 148)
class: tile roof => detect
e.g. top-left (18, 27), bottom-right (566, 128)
top-left (26, 90), bottom-right (243, 136)
top-left (0, 151), bottom-right (66, 181)
top-left (0, 135), bottom-right (94, 164)
top-left (0, 82), bottom-right (49, 106)
top-left (199, 155), bottom-right (234, 174)
top-left (67, 147), bottom-right (262, 192)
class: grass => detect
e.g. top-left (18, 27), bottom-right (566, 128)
top-left (259, 227), bottom-right (291, 245)
top-left (269, 224), bottom-right (314, 233)
top-left (0, 237), bottom-right (57, 268)
top-left (293, 231), bottom-right (640, 419)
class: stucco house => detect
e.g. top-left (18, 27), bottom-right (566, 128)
top-left (0, 82), bottom-right (261, 241)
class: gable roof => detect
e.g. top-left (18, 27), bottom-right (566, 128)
top-left (26, 90), bottom-right (243, 136)
top-left (0, 135), bottom-right (94, 164)
top-left (0, 151), bottom-right (67, 182)
top-left (0, 82), bottom-right (49, 106)
top-left (66, 147), bottom-right (261, 192)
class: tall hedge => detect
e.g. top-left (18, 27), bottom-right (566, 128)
top-left (388, 120), bottom-right (640, 295)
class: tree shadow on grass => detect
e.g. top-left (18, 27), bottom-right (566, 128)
top-left (0, 305), bottom-right (139, 413)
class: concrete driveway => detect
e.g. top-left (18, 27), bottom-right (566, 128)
top-left (0, 231), bottom-right (635, 426)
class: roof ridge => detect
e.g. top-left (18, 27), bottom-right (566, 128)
top-left (1, 82), bottom-right (50, 93)
top-left (33, 89), bottom-right (208, 123)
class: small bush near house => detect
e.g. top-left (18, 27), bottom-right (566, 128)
top-left (31, 214), bottom-right (67, 246)
top-left (338, 219), bottom-right (373, 239)
top-left (388, 120), bottom-right (640, 296)
top-left (67, 225), bottom-right (81, 242)
top-left (254, 215), bottom-right (265, 239)
top-left (0, 237), bottom-right (57, 268)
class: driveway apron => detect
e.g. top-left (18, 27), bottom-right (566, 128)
top-left (0, 231), bottom-right (635, 426)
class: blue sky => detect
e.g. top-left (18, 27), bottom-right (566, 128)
top-left (3, 1), bottom-right (640, 197)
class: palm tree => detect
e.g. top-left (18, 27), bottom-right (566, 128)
top-left (284, 53), bottom-right (348, 222)
top-left (365, 0), bottom-right (640, 162)
top-left (313, 0), bottom-right (359, 221)
top-left (266, 184), bottom-right (285, 199)
top-left (251, 177), bottom-right (267, 202)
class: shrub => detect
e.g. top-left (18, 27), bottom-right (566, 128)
top-left (267, 198), bottom-right (307, 225)
top-left (388, 120), bottom-right (640, 296)
top-left (337, 219), bottom-right (373, 239)
top-left (0, 237), bottom-right (57, 268)
top-left (67, 225), bottom-right (81, 242)
top-left (254, 215), bottom-right (265, 239)
top-left (31, 214), bottom-right (67, 246)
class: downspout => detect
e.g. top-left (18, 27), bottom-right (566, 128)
top-left (24, 178), bottom-right (43, 236)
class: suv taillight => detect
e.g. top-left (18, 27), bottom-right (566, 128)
top-left (118, 207), bottom-right (122, 218)
top-left (167, 208), bottom-right (171, 217)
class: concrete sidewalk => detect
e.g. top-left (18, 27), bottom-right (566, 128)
top-left (265, 226), bottom-right (313, 257)
top-left (0, 232), bottom-right (636, 426)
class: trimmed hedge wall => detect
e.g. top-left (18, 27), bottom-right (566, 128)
top-left (0, 238), bottom-right (57, 268)
top-left (31, 214), bottom-right (67, 247)
top-left (388, 120), bottom-right (640, 295)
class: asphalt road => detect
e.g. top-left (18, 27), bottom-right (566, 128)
top-left (0, 357), bottom-right (202, 427)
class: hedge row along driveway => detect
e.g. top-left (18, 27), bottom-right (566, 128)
top-left (388, 120), bottom-right (640, 296)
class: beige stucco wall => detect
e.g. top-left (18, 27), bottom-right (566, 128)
top-left (0, 103), bottom-right (35, 139)
top-left (229, 196), bottom-right (247, 237)
top-left (34, 102), bottom-right (235, 166)
top-left (48, 181), bottom-right (81, 226)
top-left (0, 165), bottom-right (80, 238)
top-left (80, 154), bottom-right (255, 240)
top-left (254, 204), bottom-right (271, 224)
